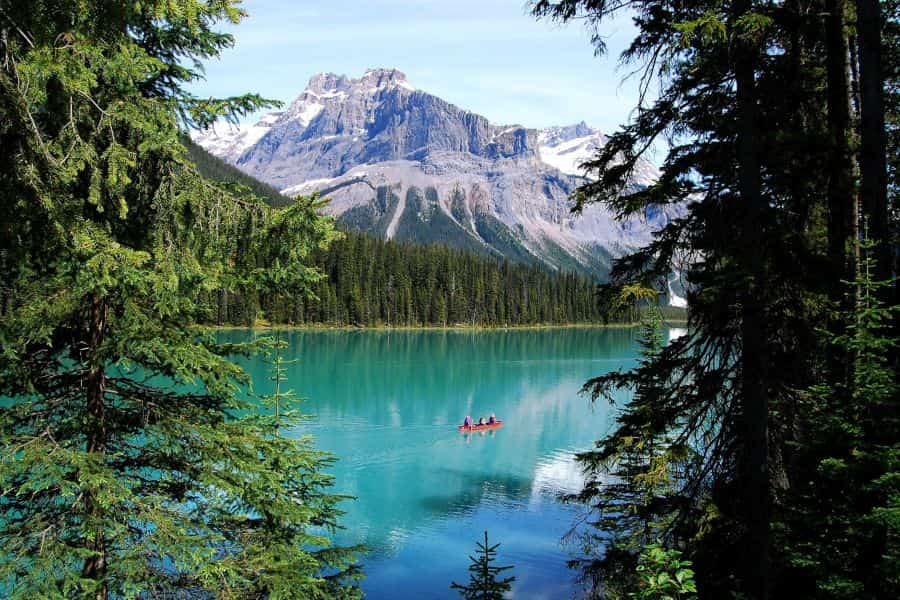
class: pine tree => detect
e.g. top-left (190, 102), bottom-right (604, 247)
top-left (856, 0), bottom-right (891, 289)
top-left (450, 531), bottom-right (515, 600)
top-left (780, 235), bottom-right (899, 598)
top-left (567, 285), bottom-right (696, 598)
top-left (532, 0), bottom-right (895, 597)
top-left (0, 1), bottom-right (358, 597)
top-left (252, 335), bottom-right (364, 598)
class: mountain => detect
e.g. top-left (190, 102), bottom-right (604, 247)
top-left (193, 68), bottom-right (680, 280)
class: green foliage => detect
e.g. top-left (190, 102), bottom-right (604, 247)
top-left (673, 11), bottom-right (727, 48)
top-left (0, 1), bottom-right (359, 597)
top-left (779, 237), bottom-right (899, 598)
top-left (631, 544), bottom-right (698, 600)
top-left (260, 334), bottom-right (298, 427)
top-left (567, 288), bottom-right (695, 597)
top-left (532, 0), bottom-right (897, 598)
top-left (451, 530), bottom-right (515, 600)
top-left (246, 335), bottom-right (364, 598)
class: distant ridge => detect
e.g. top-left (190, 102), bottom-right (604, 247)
top-left (182, 136), bottom-right (290, 207)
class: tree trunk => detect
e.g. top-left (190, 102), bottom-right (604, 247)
top-left (825, 0), bottom-right (861, 387)
top-left (734, 0), bottom-right (769, 596)
top-left (826, 0), bottom-right (859, 293)
top-left (81, 294), bottom-right (108, 600)
top-left (856, 0), bottom-right (890, 285)
top-left (218, 288), bottom-right (227, 325)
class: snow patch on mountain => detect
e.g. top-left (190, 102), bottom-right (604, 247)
top-left (667, 275), bottom-right (687, 308)
top-left (287, 100), bottom-right (324, 126)
top-left (192, 111), bottom-right (282, 163)
top-left (536, 122), bottom-right (603, 177)
top-left (385, 187), bottom-right (406, 240)
top-left (538, 136), bottom-right (599, 176)
top-left (537, 122), bottom-right (661, 186)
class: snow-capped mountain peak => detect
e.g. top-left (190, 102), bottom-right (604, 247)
top-left (359, 67), bottom-right (416, 92)
top-left (537, 123), bottom-right (607, 178)
top-left (537, 122), bottom-right (660, 186)
top-left (192, 68), bottom-right (419, 162)
top-left (192, 68), bottom-right (679, 282)
top-left (538, 121), bottom-right (597, 147)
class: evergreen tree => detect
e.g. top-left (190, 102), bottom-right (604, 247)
top-left (532, 0), bottom-right (896, 597)
top-left (252, 335), bottom-right (364, 597)
top-left (567, 285), bottom-right (696, 599)
top-left (857, 0), bottom-right (892, 291)
top-left (885, 0), bottom-right (900, 323)
top-left (0, 1), bottom-right (358, 597)
top-left (780, 236), bottom-right (899, 598)
top-left (450, 531), bottom-right (515, 600)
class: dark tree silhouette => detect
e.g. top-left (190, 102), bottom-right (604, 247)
top-left (451, 531), bottom-right (515, 600)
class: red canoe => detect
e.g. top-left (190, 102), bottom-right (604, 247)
top-left (458, 420), bottom-right (503, 432)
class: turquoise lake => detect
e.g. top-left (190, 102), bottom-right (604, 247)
top-left (218, 327), bottom-right (682, 599)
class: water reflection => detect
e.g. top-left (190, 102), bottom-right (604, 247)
top-left (218, 327), bottom-right (645, 598)
top-left (532, 450), bottom-right (587, 498)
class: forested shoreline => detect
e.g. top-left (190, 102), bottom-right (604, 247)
top-left (184, 138), bottom-right (660, 328)
top-left (200, 230), bottom-right (679, 327)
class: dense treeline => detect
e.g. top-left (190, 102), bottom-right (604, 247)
top-left (533, 1), bottom-right (899, 599)
top-left (298, 232), bottom-right (605, 326)
top-left (180, 137), bottom-right (648, 328)
top-left (201, 230), bottom-right (672, 327)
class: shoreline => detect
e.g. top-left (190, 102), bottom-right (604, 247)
top-left (196, 320), bottom-right (688, 332)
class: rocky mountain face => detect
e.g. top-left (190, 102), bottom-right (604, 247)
top-left (193, 68), bottom-right (681, 283)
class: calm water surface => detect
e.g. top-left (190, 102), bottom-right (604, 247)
top-left (219, 327), bottom-right (674, 599)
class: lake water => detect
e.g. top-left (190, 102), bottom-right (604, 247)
top-left (218, 327), bottom-right (661, 599)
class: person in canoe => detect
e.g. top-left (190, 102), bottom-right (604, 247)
top-left (458, 415), bottom-right (501, 432)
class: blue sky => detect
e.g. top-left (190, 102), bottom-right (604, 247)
top-left (189, 0), bottom-right (645, 132)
